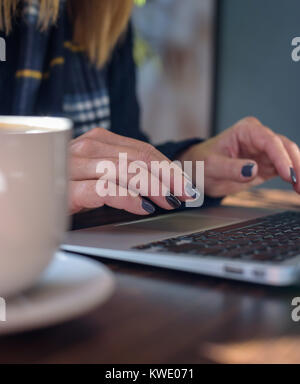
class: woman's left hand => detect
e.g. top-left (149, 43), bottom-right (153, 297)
top-left (179, 117), bottom-right (300, 197)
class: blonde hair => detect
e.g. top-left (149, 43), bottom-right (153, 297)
top-left (0, 0), bottom-right (134, 67)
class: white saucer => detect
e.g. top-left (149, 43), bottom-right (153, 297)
top-left (0, 252), bottom-right (115, 336)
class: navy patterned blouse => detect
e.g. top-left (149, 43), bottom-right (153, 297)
top-left (0, 0), bottom-right (202, 160)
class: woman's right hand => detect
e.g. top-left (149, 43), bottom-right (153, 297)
top-left (69, 128), bottom-right (197, 215)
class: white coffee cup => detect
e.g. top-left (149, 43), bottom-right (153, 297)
top-left (0, 116), bottom-right (72, 297)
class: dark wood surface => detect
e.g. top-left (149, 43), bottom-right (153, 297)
top-left (0, 189), bottom-right (300, 364)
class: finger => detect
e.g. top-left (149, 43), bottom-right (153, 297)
top-left (84, 129), bottom-right (199, 196)
top-left (70, 157), bottom-right (182, 210)
top-left (70, 137), bottom-right (135, 159)
top-left (69, 180), bottom-right (156, 216)
top-left (72, 129), bottom-right (177, 167)
top-left (279, 135), bottom-right (300, 193)
top-left (205, 155), bottom-right (258, 183)
top-left (72, 127), bottom-right (143, 148)
top-left (70, 139), bottom-right (196, 201)
top-left (237, 123), bottom-right (294, 183)
top-left (79, 127), bottom-right (155, 150)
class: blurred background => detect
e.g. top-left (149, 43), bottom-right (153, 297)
top-left (133, 0), bottom-right (300, 190)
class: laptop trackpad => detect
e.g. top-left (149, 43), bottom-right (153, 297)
top-left (117, 212), bottom-right (235, 235)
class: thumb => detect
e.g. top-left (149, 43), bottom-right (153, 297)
top-left (206, 155), bottom-right (258, 183)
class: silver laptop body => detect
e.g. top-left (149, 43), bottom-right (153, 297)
top-left (62, 206), bottom-right (300, 286)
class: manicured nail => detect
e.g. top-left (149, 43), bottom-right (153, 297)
top-left (166, 194), bottom-right (182, 209)
top-left (242, 164), bottom-right (255, 178)
top-left (185, 182), bottom-right (199, 199)
top-left (142, 199), bottom-right (156, 214)
top-left (290, 167), bottom-right (297, 184)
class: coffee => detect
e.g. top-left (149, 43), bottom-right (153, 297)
top-left (0, 122), bottom-right (53, 134)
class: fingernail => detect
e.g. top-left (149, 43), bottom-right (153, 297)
top-left (166, 194), bottom-right (182, 209)
top-left (290, 167), bottom-right (297, 184)
top-left (185, 182), bottom-right (199, 199)
top-left (242, 163), bottom-right (255, 178)
top-left (142, 199), bottom-right (156, 214)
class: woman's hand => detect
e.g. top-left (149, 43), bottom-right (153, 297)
top-left (69, 128), bottom-right (195, 215)
top-left (179, 117), bottom-right (300, 197)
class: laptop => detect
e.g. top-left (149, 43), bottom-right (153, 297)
top-left (63, 207), bottom-right (300, 286)
top-left (62, 1), bottom-right (300, 286)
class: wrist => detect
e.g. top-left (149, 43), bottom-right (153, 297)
top-left (177, 142), bottom-right (203, 164)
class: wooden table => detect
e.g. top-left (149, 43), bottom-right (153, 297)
top-left (0, 189), bottom-right (300, 364)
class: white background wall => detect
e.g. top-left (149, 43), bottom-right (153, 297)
top-left (134, 0), bottom-right (216, 144)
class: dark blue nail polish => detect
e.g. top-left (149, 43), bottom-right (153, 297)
top-left (242, 164), bottom-right (255, 178)
top-left (291, 168), bottom-right (297, 184)
top-left (142, 199), bottom-right (156, 214)
top-left (185, 182), bottom-right (199, 199)
top-left (166, 194), bottom-right (182, 209)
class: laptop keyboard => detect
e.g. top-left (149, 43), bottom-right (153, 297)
top-left (133, 211), bottom-right (300, 263)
